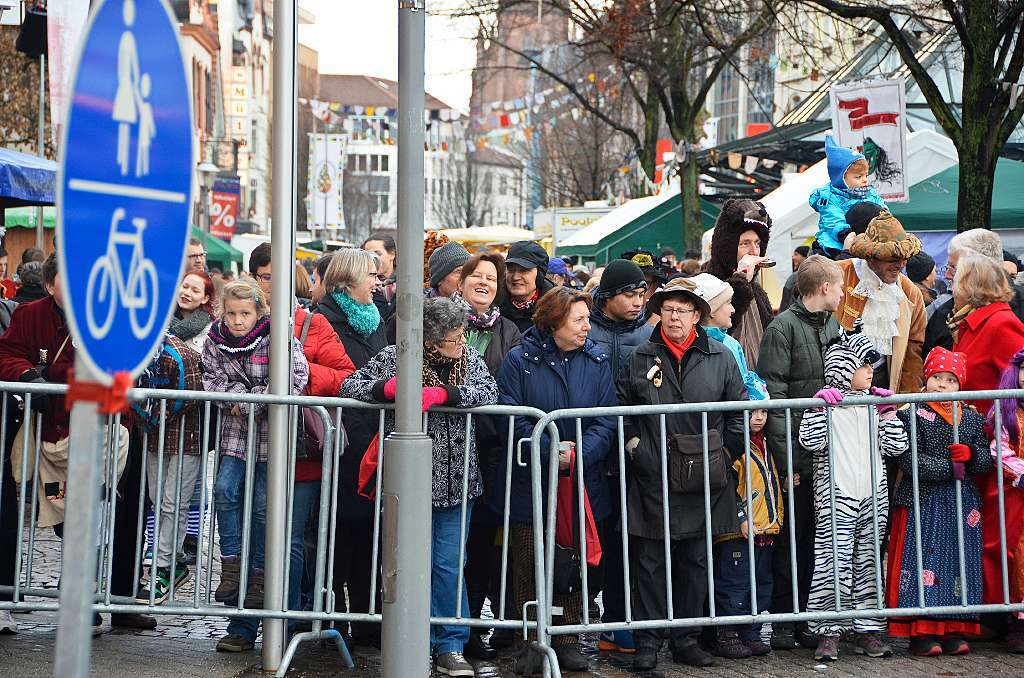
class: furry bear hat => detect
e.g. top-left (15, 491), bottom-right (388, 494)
top-left (823, 319), bottom-right (881, 391)
top-left (706, 199), bottom-right (772, 280)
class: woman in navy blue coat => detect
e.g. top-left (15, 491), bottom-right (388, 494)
top-left (495, 286), bottom-right (617, 674)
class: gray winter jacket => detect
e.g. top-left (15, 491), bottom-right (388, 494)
top-left (340, 345), bottom-right (498, 508)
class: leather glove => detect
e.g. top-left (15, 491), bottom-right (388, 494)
top-left (382, 377), bottom-right (397, 401)
top-left (948, 443), bottom-right (971, 463)
top-left (421, 386), bottom-right (450, 411)
top-left (28, 377), bottom-right (49, 413)
top-left (813, 387), bottom-right (844, 406)
top-left (952, 461), bottom-right (966, 481)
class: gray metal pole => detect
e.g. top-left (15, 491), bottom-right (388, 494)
top-left (264, 0), bottom-right (298, 671)
top-left (37, 53), bottom-right (46, 249)
top-left (54, 363), bottom-right (105, 677)
top-left (382, 2), bottom-right (432, 677)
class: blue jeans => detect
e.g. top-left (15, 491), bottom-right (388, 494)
top-left (431, 501), bottom-right (473, 655)
top-left (214, 456), bottom-right (267, 569)
top-left (227, 480), bottom-right (320, 641)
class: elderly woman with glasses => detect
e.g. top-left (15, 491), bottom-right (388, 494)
top-left (341, 297), bottom-right (497, 677)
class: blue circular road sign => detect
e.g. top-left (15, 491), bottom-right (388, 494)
top-left (58, 0), bottom-right (194, 382)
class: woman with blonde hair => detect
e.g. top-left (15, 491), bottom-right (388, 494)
top-left (950, 254), bottom-right (1024, 415)
top-left (315, 248), bottom-right (389, 645)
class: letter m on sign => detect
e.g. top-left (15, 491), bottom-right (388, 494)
top-left (838, 98), bottom-right (898, 130)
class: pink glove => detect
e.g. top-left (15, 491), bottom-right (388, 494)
top-left (383, 377), bottom-right (397, 401)
top-left (814, 388), bottom-right (845, 406)
top-left (870, 386), bottom-right (897, 417)
top-left (421, 386), bottom-right (450, 411)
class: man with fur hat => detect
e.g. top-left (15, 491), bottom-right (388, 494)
top-left (834, 210), bottom-right (927, 394)
top-left (617, 277), bottom-right (747, 671)
top-left (705, 199), bottom-right (774, 368)
top-left (798, 321), bottom-right (908, 661)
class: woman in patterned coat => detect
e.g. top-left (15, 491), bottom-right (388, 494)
top-left (889, 348), bottom-right (992, 656)
top-left (340, 297), bottom-right (497, 676)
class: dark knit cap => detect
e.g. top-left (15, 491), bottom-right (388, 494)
top-left (905, 251), bottom-right (935, 283)
top-left (597, 259), bottom-right (646, 298)
top-left (845, 201), bottom-right (885, 236)
top-left (428, 241), bottom-right (470, 289)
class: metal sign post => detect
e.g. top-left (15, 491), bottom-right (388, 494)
top-left (53, 1), bottom-right (194, 675)
top-left (263, 0), bottom-right (298, 671)
top-left (382, 2), bottom-right (433, 677)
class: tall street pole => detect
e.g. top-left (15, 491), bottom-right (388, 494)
top-left (264, 0), bottom-right (297, 671)
top-left (382, 1), bottom-right (432, 677)
top-left (37, 53), bottom-right (46, 249)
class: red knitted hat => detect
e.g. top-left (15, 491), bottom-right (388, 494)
top-left (923, 347), bottom-right (967, 385)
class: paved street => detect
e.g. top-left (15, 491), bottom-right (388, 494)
top-left (1, 529), bottom-right (1019, 677)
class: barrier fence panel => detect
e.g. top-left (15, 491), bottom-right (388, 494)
top-left (528, 388), bottom-right (1024, 669)
top-left (0, 382), bottom-right (560, 676)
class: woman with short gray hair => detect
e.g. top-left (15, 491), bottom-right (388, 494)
top-left (341, 296), bottom-right (497, 676)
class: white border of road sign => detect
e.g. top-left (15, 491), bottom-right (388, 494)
top-left (56, 0), bottom-right (196, 385)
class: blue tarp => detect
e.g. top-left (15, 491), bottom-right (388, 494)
top-left (0, 147), bottom-right (57, 208)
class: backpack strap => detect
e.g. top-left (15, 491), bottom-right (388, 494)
top-left (299, 310), bottom-right (313, 346)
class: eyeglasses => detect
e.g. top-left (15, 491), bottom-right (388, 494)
top-left (660, 306), bottom-right (697, 317)
top-left (439, 335), bottom-right (467, 347)
top-left (255, 273), bottom-right (272, 282)
top-left (187, 253), bottom-right (207, 260)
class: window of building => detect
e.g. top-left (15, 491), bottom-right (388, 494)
top-left (380, 155), bottom-right (389, 172)
top-left (499, 175), bottom-right (508, 195)
top-left (370, 155), bottom-right (379, 172)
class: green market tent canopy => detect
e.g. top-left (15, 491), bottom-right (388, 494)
top-left (190, 226), bottom-right (243, 269)
top-left (3, 205), bottom-right (56, 228)
top-left (558, 186), bottom-right (720, 263)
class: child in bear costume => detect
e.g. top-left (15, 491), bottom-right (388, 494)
top-left (798, 320), bottom-right (908, 661)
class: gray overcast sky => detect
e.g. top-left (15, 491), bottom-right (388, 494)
top-left (299, 1), bottom-right (479, 110)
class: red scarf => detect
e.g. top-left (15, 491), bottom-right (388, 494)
top-left (660, 325), bottom-right (695, 362)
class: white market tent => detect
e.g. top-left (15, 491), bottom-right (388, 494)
top-left (437, 225), bottom-right (537, 244)
top-left (709, 128), bottom-right (959, 277)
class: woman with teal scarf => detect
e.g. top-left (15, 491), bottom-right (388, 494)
top-left (681, 273), bottom-right (767, 398)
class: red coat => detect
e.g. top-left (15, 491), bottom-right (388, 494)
top-left (0, 295), bottom-right (74, 442)
top-left (294, 306), bottom-right (356, 482)
top-left (0, 278), bottom-right (15, 300)
top-left (953, 301), bottom-right (1024, 416)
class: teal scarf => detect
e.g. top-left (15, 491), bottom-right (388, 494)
top-left (331, 291), bottom-right (381, 337)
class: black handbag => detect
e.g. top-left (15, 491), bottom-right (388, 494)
top-left (666, 429), bottom-right (729, 494)
top-left (551, 462), bottom-right (583, 595)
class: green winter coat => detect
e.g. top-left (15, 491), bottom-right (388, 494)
top-left (755, 299), bottom-right (840, 478)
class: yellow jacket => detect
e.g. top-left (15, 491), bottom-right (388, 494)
top-left (719, 434), bottom-right (783, 541)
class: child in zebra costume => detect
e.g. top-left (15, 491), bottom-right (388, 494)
top-left (799, 321), bottom-right (908, 661)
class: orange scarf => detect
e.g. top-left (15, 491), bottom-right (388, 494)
top-left (660, 325), bottom-right (695, 363)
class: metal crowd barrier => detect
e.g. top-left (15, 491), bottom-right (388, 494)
top-left (0, 381), bottom-right (557, 677)
top-left (528, 388), bottom-right (1024, 678)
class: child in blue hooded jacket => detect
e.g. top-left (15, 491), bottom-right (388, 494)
top-left (809, 136), bottom-right (887, 257)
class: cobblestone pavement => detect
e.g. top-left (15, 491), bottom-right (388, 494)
top-left (2, 528), bottom-right (1020, 676)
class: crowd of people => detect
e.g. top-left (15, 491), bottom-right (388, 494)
top-left (1, 151), bottom-right (1023, 675)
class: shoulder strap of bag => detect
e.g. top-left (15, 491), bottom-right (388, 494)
top-left (299, 310), bottom-right (313, 346)
top-left (52, 333), bottom-right (71, 365)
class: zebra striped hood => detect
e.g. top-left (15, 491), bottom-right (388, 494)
top-left (823, 320), bottom-right (881, 390)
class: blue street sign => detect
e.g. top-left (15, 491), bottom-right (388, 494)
top-left (57, 0), bottom-right (194, 382)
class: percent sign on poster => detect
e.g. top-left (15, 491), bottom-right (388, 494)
top-left (209, 179), bottom-right (240, 240)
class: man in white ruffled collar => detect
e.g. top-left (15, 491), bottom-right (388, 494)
top-left (834, 210), bottom-right (927, 393)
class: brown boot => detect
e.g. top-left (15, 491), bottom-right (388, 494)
top-left (243, 568), bottom-right (264, 609)
top-left (215, 557), bottom-right (240, 605)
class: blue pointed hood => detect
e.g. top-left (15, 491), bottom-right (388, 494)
top-left (825, 135), bottom-right (865, 190)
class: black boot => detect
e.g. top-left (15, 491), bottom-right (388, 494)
top-left (633, 645), bottom-right (658, 671)
top-left (671, 638), bottom-right (715, 667)
top-left (554, 643), bottom-right (589, 671)
top-left (464, 630), bottom-right (497, 659)
top-left (771, 622), bottom-right (796, 650)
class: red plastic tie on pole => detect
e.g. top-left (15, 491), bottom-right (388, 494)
top-left (65, 371), bottom-right (133, 414)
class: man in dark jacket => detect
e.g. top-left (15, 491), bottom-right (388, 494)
top-left (0, 255), bottom-right (155, 633)
top-left (586, 258), bottom-right (652, 653)
top-left (755, 254), bottom-right (843, 650)
top-left (499, 241), bottom-right (554, 332)
top-left (617, 278), bottom-right (746, 671)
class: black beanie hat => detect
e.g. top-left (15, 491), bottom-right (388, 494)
top-left (845, 201), bottom-right (885, 236)
top-left (597, 259), bottom-right (646, 298)
top-left (905, 251), bottom-right (935, 283)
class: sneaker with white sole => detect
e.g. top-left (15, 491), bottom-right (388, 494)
top-left (0, 610), bottom-right (18, 634)
top-left (435, 651), bottom-right (475, 677)
top-left (135, 565), bottom-right (190, 605)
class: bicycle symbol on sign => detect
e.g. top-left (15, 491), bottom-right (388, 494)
top-left (86, 207), bottom-right (159, 340)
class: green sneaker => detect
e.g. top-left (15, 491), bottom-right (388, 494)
top-left (135, 565), bottom-right (190, 605)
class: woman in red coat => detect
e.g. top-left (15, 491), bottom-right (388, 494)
top-left (951, 255), bottom-right (1024, 415)
top-left (951, 254), bottom-right (1024, 651)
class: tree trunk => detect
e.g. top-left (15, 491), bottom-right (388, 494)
top-left (955, 133), bottom-right (997, 231)
top-left (679, 153), bottom-right (702, 251)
